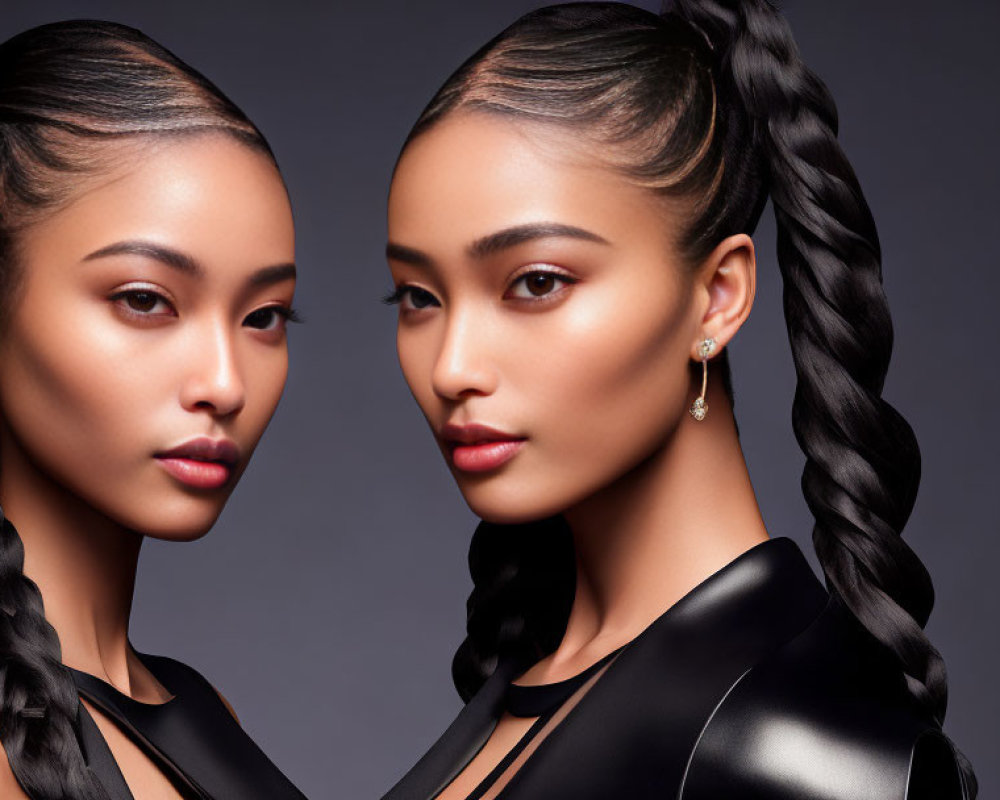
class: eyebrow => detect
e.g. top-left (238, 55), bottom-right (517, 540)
top-left (385, 242), bottom-right (432, 267)
top-left (248, 262), bottom-right (297, 286)
top-left (83, 240), bottom-right (296, 285)
top-left (84, 240), bottom-right (202, 276)
top-left (385, 222), bottom-right (610, 267)
top-left (468, 223), bottom-right (609, 259)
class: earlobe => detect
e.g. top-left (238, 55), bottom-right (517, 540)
top-left (691, 233), bottom-right (756, 359)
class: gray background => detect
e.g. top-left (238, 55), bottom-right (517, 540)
top-left (2, 1), bottom-right (997, 797)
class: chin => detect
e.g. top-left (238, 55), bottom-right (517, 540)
top-left (459, 480), bottom-right (570, 526)
top-left (122, 499), bottom-right (227, 542)
top-left (143, 523), bottom-right (216, 543)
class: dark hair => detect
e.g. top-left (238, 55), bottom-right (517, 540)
top-left (400, 1), bottom-right (976, 794)
top-left (0, 19), bottom-right (273, 799)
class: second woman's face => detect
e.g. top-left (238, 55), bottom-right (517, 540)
top-left (0, 135), bottom-right (295, 540)
top-left (387, 113), bottom-right (702, 523)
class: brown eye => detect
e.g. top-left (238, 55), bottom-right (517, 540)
top-left (112, 288), bottom-right (172, 317)
top-left (526, 274), bottom-right (555, 296)
top-left (126, 291), bottom-right (159, 312)
top-left (506, 269), bottom-right (577, 301)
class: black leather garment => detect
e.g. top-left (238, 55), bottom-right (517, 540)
top-left (71, 652), bottom-right (307, 800)
top-left (382, 537), bottom-right (968, 800)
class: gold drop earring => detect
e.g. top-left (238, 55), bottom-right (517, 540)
top-left (689, 336), bottom-right (716, 421)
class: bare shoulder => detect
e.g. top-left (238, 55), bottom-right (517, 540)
top-left (0, 743), bottom-right (31, 800)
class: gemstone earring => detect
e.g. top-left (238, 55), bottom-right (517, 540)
top-left (689, 337), bottom-right (716, 421)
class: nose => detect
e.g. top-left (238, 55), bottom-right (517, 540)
top-left (431, 307), bottom-right (498, 401)
top-left (179, 320), bottom-right (246, 417)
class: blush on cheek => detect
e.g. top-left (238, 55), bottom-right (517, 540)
top-left (0, 306), bottom-right (145, 521)
top-left (513, 293), bottom-right (693, 509)
top-left (559, 284), bottom-right (692, 409)
top-left (4, 318), bottom-right (90, 411)
top-left (0, 330), bottom-right (113, 467)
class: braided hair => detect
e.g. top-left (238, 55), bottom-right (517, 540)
top-left (0, 20), bottom-right (273, 799)
top-left (400, 2), bottom-right (976, 794)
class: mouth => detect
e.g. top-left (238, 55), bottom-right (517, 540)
top-left (439, 423), bottom-right (527, 473)
top-left (154, 437), bottom-right (241, 490)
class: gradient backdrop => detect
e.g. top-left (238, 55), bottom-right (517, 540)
top-left (1, 1), bottom-right (996, 797)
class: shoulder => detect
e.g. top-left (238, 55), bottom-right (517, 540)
top-left (682, 598), bottom-right (968, 799)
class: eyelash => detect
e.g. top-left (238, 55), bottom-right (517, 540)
top-left (382, 285), bottom-right (439, 309)
top-left (110, 287), bottom-right (302, 330)
top-left (110, 287), bottom-right (176, 319)
top-left (383, 267), bottom-right (579, 310)
top-left (505, 267), bottom-right (578, 301)
top-left (243, 305), bottom-right (303, 331)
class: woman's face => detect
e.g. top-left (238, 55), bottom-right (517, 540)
top-left (387, 113), bottom-right (704, 523)
top-left (0, 135), bottom-right (295, 540)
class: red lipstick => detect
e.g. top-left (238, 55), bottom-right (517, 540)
top-left (155, 437), bottom-right (240, 490)
top-left (440, 423), bottom-right (526, 473)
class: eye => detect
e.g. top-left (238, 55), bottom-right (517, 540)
top-left (505, 269), bottom-right (577, 301)
top-left (111, 288), bottom-right (174, 318)
top-left (383, 285), bottom-right (440, 311)
top-left (243, 305), bottom-right (300, 331)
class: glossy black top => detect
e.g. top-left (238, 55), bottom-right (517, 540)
top-left (382, 537), bottom-right (969, 800)
top-left (503, 646), bottom-right (621, 719)
top-left (71, 653), bottom-right (306, 800)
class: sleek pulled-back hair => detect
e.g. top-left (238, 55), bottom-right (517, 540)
top-left (400, 1), bottom-right (976, 795)
top-left (0, 19), bottom-right (274, 799)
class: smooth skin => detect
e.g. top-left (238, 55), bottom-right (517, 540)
top-left (0, 135), bottom-right (295, 799)
top-left (387, 112), bottom-right (769, 798)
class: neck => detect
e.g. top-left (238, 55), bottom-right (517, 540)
top-left (554, 374), bottom-right (768, 670)
top-left (0, 425), bottom-right (142, 692)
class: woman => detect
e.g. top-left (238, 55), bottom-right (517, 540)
top-left (0, 20), bottom-right (306, 800)
top-left (381, 2), bottom-right (976, 799)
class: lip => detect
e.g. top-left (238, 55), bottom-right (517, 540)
top-left (440, 423), bottom-right (526, 473)
top-left (154, 437), bottom-right (240, 490)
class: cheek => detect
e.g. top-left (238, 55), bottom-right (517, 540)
top-left (3, 298), bottom-right (137, 412)
top-left (0, 301), bottom-right (153, 456)
top-left (397, 324), bottom-right (438, 411)
top-left (531, 280), bottom-right (692, 442)
top-left (243, 347), bottom-right (288, 437)
top-left (569, 294), bottom-right (689, 422)
top-left (472, 282), bottom-right (694, 520)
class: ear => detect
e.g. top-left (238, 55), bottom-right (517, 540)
top-left (689, 233), bottom-right (756, 360)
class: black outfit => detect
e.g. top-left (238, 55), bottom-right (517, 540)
top-left (383, 537), bottom-right (969, 800)
top-left (70, 652), bottom-right (306, 800)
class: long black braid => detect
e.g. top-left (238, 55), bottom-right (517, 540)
top-left (671, 0), bottom-right (933, 720)
top-left (0, 510), bottom-right (108, 799)
top-left (452, 518), bottom-right (574, 699)
top-left (0, 20), bottom-right (273, 798)
top-left (400, 2), bottom-right (976, 795)
top-left (671, 1), bottom-right (977, 791)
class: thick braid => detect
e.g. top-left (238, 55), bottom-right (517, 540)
top-left (670, 0), bottom-right (976, 793)
top-left (0, 510), bottom-right (107, 799)
top-left (453, 518), bottom-right (574, 701)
